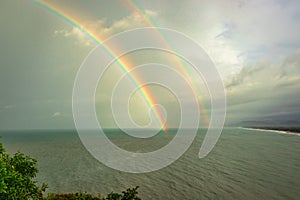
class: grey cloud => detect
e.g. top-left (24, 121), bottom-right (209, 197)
top-left (226, 50), bottom-right (300, 123)
top-left (227, 50), bottom-right (300, 89)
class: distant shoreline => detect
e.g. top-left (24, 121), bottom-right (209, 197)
top-left (240, 127), bottom-right (300, 136)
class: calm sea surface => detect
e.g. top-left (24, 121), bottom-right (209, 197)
top-left (1, 128), bottom-right (300, 200)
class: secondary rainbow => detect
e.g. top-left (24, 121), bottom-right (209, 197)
top-left (33, 0), bottom-right (168, 132)
top-left (125, 0), bottom-right (210, 126)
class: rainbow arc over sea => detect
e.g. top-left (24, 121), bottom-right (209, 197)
top-left (33, 0), bottom-right (210, 132)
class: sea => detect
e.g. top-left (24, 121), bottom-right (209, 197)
top-left (1, 128), bottom-right (300, 200)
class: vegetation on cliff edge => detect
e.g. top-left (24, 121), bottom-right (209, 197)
top-left (0, 138), bottom-right (141, 200)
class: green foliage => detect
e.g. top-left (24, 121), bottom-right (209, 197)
top-left (0, 142), bottom-right (4, 154)
top-left (44, 186), bottom-right (141, 200)
top-left (0, 138), bottom-right (141, 200)
top-left (120, 186), bottom-right (140, 200)
top-left (44, 192), bottom-right (102, 200)
top-left (0, 138), bottom-right (47, 199)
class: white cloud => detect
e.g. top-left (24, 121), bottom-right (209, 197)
top-left (52, 112), bottom-right (61, 117)
top-left (209, 0), bottom-right (300, 63)
top-left (155, 0), bottom-right (300, 78)
top-left (4, 105), bottom-right (15, 109)
top-left (144, 9), bottom-right (158, 17)
top-left (54, 10), bottom-right (158, 46)
top-left (54, 27), bottom-right (93, 46)
top-left (52, 1), bottom-right (300, 79)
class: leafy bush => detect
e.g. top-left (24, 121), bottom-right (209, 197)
top-left (0, 140), bottom-right (47, 199)
top-left (44, 192), bottom-right (101, 200)
top-left (44, 186), bottom-right (141, 200)
top-left (0, 139), bottom-right (141, 200)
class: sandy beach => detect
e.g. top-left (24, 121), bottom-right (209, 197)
top-left (240, 127), bottom-right (300, 136)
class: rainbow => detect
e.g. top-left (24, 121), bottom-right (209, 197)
top-left (33, 0), bottom-right (168, 132)
top-left (125, 0), bottom-right (210, 126)
top-left (33, 0), bottom-right (210, 131)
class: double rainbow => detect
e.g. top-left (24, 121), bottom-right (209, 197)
top-left (33, 0), bottom-right (209, 132)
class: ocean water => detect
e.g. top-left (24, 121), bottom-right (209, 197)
top-left (1, 128), bottom-right (300, 200)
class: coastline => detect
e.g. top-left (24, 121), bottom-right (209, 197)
top-left (239, 127), bottom-right (300, 137)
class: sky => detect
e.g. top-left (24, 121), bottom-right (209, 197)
top-left (0, 0), bottom-right (300, 130)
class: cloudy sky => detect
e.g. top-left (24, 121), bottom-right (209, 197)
top-left (0, 0), bottom-right (300, 130)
